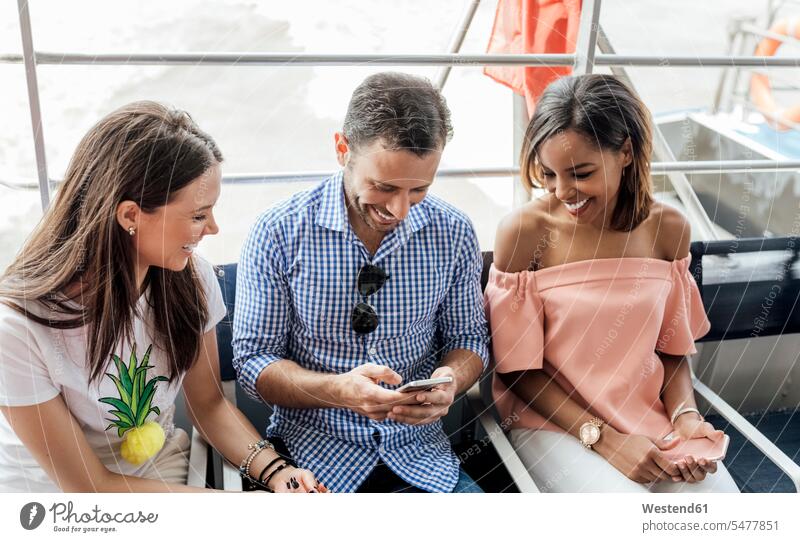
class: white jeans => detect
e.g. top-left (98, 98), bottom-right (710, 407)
top-left (510, 429), bottom-right (740, 493)
top-left (132, 428), bottom-right (191, 485)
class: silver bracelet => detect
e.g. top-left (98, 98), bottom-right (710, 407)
top-left (670, 404), bottom-right (703, 425)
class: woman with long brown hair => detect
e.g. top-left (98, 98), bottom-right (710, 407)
top-left (0, 101), bottom-right (322, 492)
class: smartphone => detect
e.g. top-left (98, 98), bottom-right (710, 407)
top-left (662, 433), bottom-right (730, 462)
top-left (397, 376), bottom-right (454, 393)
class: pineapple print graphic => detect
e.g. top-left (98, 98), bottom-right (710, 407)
top-left (100, 344), bottom-right (168, 465)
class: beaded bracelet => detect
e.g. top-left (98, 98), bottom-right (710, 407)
top-left (237, 439), bottom-right (300, 492)
top-left (239, 439), bottom-right (275, 480)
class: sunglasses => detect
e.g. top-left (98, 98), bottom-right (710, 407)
top-left (351, 264), bottom-right (390, 334)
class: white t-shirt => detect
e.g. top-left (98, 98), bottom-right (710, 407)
top-left (0, 256), bottom-right (226, 492)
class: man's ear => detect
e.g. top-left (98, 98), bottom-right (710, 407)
top-left (116, 200), bottom-right (141, 234)
top-left (334, 132), bottom-right (351, 167)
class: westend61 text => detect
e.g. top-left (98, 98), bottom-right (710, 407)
top-left (642, 503), bottom-right (708, 514)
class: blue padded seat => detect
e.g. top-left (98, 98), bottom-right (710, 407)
top-left (213, 263), bottom-right (238, 382)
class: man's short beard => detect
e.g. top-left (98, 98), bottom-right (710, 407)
top-left (343, 172), bottom-right (380, 232)
top-left (353, 196), bottom-right (377, 230)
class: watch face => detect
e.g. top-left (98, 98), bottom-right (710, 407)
top-left (581, 424), bottom-right (600, 445)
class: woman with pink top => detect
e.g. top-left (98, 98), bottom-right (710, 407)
top-left (485, 74), bottom-right (739, 492)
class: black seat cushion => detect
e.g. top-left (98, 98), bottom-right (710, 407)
top-left (691, 237), bottom-right (800, 341)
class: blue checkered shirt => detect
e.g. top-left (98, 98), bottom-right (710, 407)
top-left (232, 172), bottom-right (489, 492)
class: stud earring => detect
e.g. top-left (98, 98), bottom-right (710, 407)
top-left (128, 227), bottom-right (136, 236)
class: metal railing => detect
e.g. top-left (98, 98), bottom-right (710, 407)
top-left (16, 0), bottom-right (49, 210)
top-left (3, 51), bottom-right (800, 68)
top-left (7, 0), bottom-right (800, 219)
top-left (4, 160), bottom-right (800, 191)
top-left (434, 0), bottom-right (481, 90)
top-left (713, 13), bottom-right (800, 116)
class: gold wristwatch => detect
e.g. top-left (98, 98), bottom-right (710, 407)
top-left (579, 416), bottom-right (605, 450)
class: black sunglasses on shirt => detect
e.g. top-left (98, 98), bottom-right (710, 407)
top-left (351, 264), bottom-right (390, 334)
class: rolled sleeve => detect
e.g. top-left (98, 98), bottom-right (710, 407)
top-left (232, 220), bottom-right (292, 402)
top-left (435, 223), bottom-right (490, 369)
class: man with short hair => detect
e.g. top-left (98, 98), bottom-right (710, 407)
top-left (233, 72), bottom-right (489, 493)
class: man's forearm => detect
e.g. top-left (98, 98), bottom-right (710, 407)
top-left (256, 359), bottom-right (342, 408)
top-left (439, 349), bottom-right (484, 394)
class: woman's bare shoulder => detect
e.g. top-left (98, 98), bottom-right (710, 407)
top-left (494, 196), bottom-right (558, 272)
top-left (647, 201), bottom-right (692, 261)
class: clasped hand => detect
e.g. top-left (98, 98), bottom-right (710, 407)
top-left (599, 414), bottom-right (722, 485)
top-left (667, 412), bottom-right (723, 482)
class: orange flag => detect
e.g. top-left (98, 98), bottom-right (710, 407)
top-left (484, 0), bottom-right (583, 113)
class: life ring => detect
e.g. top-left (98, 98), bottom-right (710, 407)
top-left (750, 17), bottom-right (800, 131)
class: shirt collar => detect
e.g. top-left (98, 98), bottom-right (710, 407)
top-left (315, 171), bottom-right (348, 232)
top-left (404, 199), bottom-right (430, 234)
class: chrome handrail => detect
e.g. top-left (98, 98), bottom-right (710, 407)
top-left (650, 159), bottom-right (800, 173)
top-left (740, 22), bottom-right (800, 48)
top-left (4, 161), bottom-right (800, 191)
top-left (573, 0), bottom-right (601, 75)
top-left (8, 0), bottom-right (800, 218)
top-left (435, 0), bottom-right (481, 90)
top-left (1, 52), bottom-right (799, 68)
top-left (0, 52), bottom-right (577, 66)
top-left (17, 0), bottom-right (49, 209)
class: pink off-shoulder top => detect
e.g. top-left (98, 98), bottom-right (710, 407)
top-left (484, 256), bottom-right (711, 442)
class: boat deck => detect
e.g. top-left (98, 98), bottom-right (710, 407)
top-left (707, 411), bottom-right (800, 493)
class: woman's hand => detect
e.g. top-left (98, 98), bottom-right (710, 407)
top-left (672, 411), bottom-right (720, 441)
top-left (673, 455), bottom-right (716, 483)
top-left (595, 429), bottom-right (681, 484)
top-left (267, 465), bottom-right (328, 493)
top-left (669, 412), bottom-right (722, 482)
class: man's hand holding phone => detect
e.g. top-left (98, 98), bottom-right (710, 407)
top-left (387, 366), bottom-right (458, 426)
top-left (334, 363), bottom-right (418, 421)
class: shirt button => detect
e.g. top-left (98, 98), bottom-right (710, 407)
top-left (368, 347), bottom-right (377, 356)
